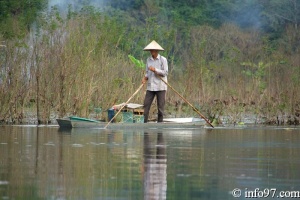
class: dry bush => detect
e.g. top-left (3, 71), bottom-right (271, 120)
top-left (0, 13), bottom-right (299, 124)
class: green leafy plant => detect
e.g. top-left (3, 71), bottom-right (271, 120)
top-left (128, 55), bottom-right (145, 69)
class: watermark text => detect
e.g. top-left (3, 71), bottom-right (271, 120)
top-left (231, 188), bottom-right (300, 198)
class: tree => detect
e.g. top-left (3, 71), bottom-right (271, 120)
top-left (260, 0), bottom-right (300, 36)
top-left (0, 0), bottom-right (47, 39)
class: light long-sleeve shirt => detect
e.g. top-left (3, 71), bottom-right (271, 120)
top-left (145, 54), bottom-right (168, 91)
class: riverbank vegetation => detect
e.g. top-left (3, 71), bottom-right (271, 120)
top-left (0, 0), bottom-right (299, 125)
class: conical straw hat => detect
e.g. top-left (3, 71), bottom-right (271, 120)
top-left (143, 40), bottom-right (164, 51)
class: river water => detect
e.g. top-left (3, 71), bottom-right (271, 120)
top-left (0, 125), bottom-right (300, 200)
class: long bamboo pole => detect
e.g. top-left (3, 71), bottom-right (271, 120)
top-left (104, 83), bottom-right (144, 129)
top-left (159, 77), bottom-right (214, 128)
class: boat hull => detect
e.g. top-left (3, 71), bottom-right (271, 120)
top-left (57, 118), bottom-right (205, 129)
top-left (72, 121), bottom-right (205, 129)
top-left (56, 118), bottom-right (72, 128)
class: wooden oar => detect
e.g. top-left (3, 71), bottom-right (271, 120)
top-left (159, 77), bottom-right (214, 128)
top-left (104, 83), bottom-right (144, 129)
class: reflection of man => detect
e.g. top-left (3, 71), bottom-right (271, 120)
top-left (142, 40), bottom-right (168, 123)
top-left (143, 132), bottom-right (167, 200)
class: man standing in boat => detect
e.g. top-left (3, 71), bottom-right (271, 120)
top-left (142, 40), bottom-right (168, 123)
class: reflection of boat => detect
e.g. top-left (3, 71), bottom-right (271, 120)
top-left (56, 117), bottom-right (205, 129)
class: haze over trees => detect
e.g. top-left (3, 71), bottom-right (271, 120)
top-left (0, 0), bottom-right (299, 124)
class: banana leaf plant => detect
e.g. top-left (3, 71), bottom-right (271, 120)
top-left (128, 55), bottom-right (145, 70)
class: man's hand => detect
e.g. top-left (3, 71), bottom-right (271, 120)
top-left (149, 66), bottom-right (156, 72)
top-left (142, 77), bottom-right (148, 84)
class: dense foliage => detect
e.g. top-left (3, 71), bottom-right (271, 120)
top-left (0, 0), bottom-right (47, 39)
top-left (2, 0), bottom-right (299, 40)
top-left (107, 0), bottom-right (300, 37)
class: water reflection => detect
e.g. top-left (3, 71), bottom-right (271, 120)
top-left (143, 132), bottom-right (167, 200)
top-left (57, 128), bottom-right (67, 200)
top-left (57, 127), bottom-right (72, 135)
top-left (1, 126), bottom-right (300, 200)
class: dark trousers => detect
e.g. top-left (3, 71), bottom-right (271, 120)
top-left (143, 90), bottom-right (166, 123)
